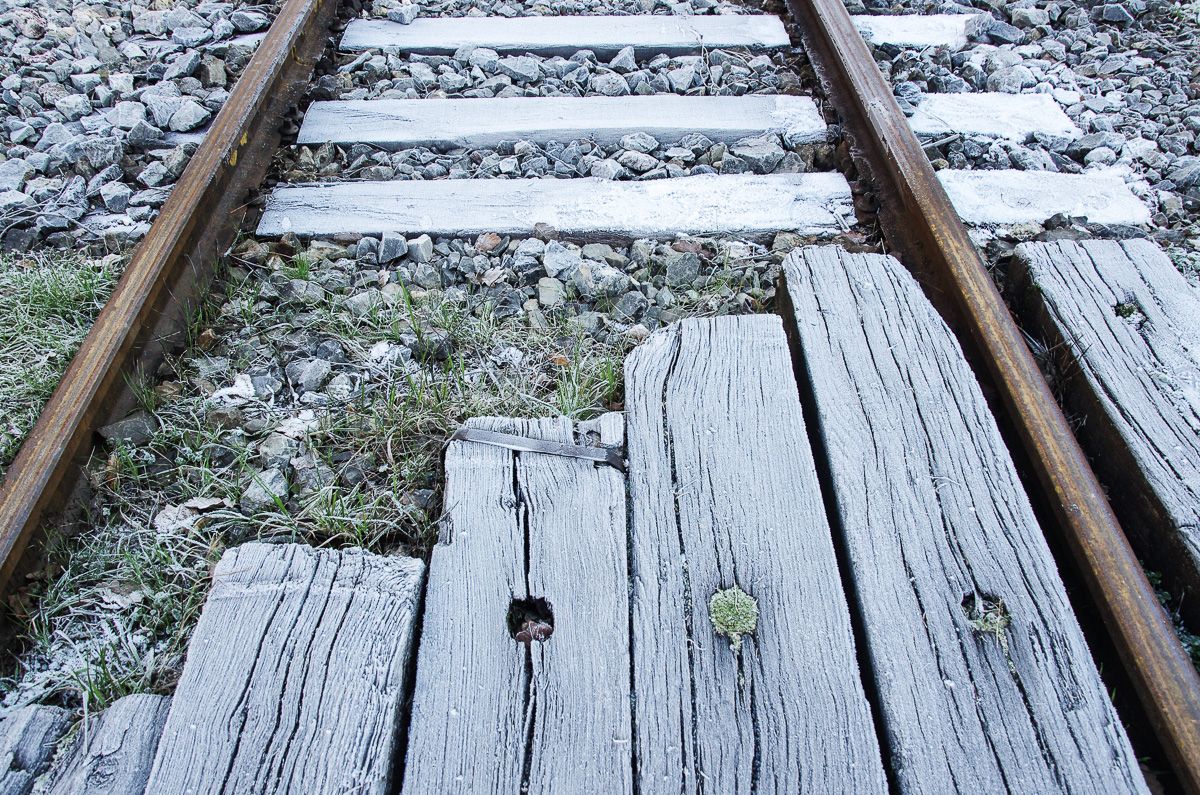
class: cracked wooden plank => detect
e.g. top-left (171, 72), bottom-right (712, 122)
top-left (402, 416), bottom-right (630, 794)
top-left (144, 543), bottom-right (424, 794)
top-left (340, 15), bottom-right (789, 57)
top-left (780, 246), bottom-right (1146, 793)
top-left (1012, 239), bottom-right (1200, 625)
top-left (0, 705), bottom-right (70, 795)
top-left (624, 315), bottom-right (886, 794)
top-left (297, 94), bottom-right (827, 150)
top-left (41, 694), bottom-right (169, 795)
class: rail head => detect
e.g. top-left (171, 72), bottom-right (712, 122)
top-left (784, 0), bottom-right (1200, 790)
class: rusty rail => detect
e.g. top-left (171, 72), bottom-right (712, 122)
top-left (784, 0), bottom-right (1200, 789)
top-left (0, 0), bottom-right (338, 594)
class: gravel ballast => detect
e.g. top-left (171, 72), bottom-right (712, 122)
top-left (0, 0), bottom-right (279, 253)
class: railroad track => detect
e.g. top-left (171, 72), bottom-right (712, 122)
top-left (0, 0), bottom-right (1198, 791)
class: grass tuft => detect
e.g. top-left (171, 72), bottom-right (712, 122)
top-left (0, 252), bottom-right (121, 476)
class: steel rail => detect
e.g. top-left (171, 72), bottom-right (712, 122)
top-left (784, 0), bottom-right (1200, 788)
top-left (0, 0), bottom-right (338, 596)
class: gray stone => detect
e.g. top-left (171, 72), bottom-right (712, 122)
top-left (408, 234), bottom-right (434, 263)
top-left (590, 159), bottom-right (627, 180)
top-left (387, 5), bottom-right (420, 24)
top-left (163, 7), bottom-right (206, 30)
top-left (664, 250), bottom-right (701, 288)
top-left (138, 162), bottom-right (172, 188)
top-left (570, 260), bottom-right (631, 298)
top-left (617, 150), bottom-right (659, 173)
top-left (380, 231), bottom-right (408, 262)
top-left (568, 311), bottom-right (605, 334)
top-left (668, 65), bottom-right (697, 92)
top-left (259, 433), bottom-right (300, 469)
top-left (1168, 156), bottom-right (1200, 187)
top-left (240, 468), bottom-right (289, 512)
top-left (54, 94), bottom-right (92, 121)
top-left (80, 138), bottom-right (123, 169)
top-left (344, 289), bottom-right (383, 317)
top-left (126, 120), bottom-right (164, 147)
top-left (291, 452), bottom-right (336, 493)
top-left (468, 48), bottom-right (500, 72)
top-left (543, 241), bottom-right (582, 277)
top-left (0, 190), bottom-right (34, 213)
top-left (109, 101), bottom-right (148, 130)
top-left (172, 26), bottom-right (213, 47)
top-left (168, 100), bottom-right (211, 132)
top-left (982, 18), bottom-right (1025, 45)
top-left (412, 261), bottom-right (443, 289)
top-left (411, 331), bottom-right (453, 361)
top-left (498, 56), bottom-right (541, 83)
top-left (282, 279), bottom-right (326, 306)
top-left (1011, 8), bottom-right (1050, 28)
top-left (286, 358), bottom-right (333, 392)
top-left (987, 66), bottom-right (1035, 93)
top-left (101, 181), bottom-right (133, 212)
top-left (99, 411), bottom-right (158, 446)
top-left (164, 51), bottom-right (202, 81)
top-left (621, 131), bottom-right (659, 154)
top-left (609, 46), bottom-right (637, 73)
top-left (614, 290), bottom-right (649, 322)
top-left (590, 72), bottom-right (630, 96)
top-left (1084, 146), bottom-right (1118, 166)
top-left (0, 159), bottom-right (32, 192)
top-left (144, 94), bottom-right (183, 128)
top-left (538, 276), bottom-right (566, 307)
top-left (732, 134), bottom-right (785, 172)
top-left (231, 10), bottom-right (271, 32)
top-left (1096, 4), bottom-right (1136, 24)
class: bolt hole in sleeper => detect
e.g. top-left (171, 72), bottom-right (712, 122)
top-left (508, 596), bottom-right (554, 644)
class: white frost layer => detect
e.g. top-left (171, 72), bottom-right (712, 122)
top-left (851, 13), bottom-right (988, 50)
top-left (340, 15), bottom-right (790, 57)
top-left (257, 173), bottom-right (854, 240)
top-left (940, 169), bottom-right (1150, 226)
top-left (909, 93), bottom-right (1080, 142)
top-left (298, 94), bottom-right (827, 149)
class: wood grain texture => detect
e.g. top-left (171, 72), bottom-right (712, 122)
top-left (780, 246), bottom-right (1146, 793)
top-left (624, 315), bottom-right (886, 794)
top-left (784, 0), bottom-right (1200, 787)
top-left (41, 694), bottom-right (169, 795)
top-left (1014, 239), bottom-right (1200, 623)
top-left (298, 94), bottom-right (827, 150)
top-left (0, 706), bottom-right (69, 795)
top-left (145, 543), bottom-right (424, 795)
top-left (257, 173), bottom-right (853, 241)
top-left (341, 15), bottom-right (790, 57)
top-left (402, 416), bottom-right (631, 794)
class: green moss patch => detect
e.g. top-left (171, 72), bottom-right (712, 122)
top-left (709, 585), bottom-right (758, 652)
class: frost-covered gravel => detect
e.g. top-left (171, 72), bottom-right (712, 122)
top-left (329, 46), bottom-right (804, 99)
top-left (1, 223), bottom-right (878, 712)
top-left (0, 0), bottom-right (279, 253)
top-left (854, 0), bottom-right (1200, 263)
top-left (26, 0), bottom-right (1200, 722)
top-left (285, 45), bottom-right (831, 180)
top-left (371, 0), bottom-right (752, 20)
top-left (278, 132), bottom-right (835, 181)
